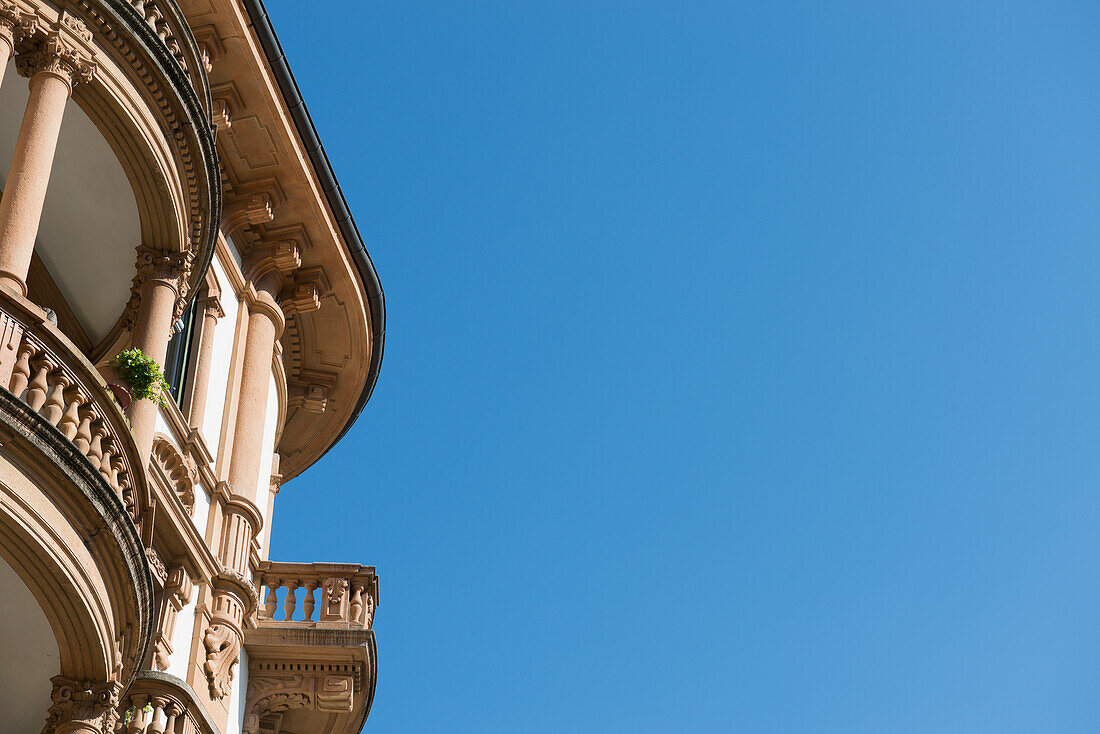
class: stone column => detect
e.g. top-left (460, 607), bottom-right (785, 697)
top-left (43, 677), bottom-right (120, 734)
top-left (125, 248), bottom-right (189, 463)
top-left (186, 294), bottom-right (224, 431)
top-left (200, 286), bottom-right (282, 701)
top-left (225, 284), bottom-right (283, 506)
top-left (0, 36), bottom-right (94, 295)
top-left (201, 243), bottom-right (313, 701)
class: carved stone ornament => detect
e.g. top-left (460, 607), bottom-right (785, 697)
top-left (42, 676), bottom-right (120, 734)
top-left (59, 10), bottom-right (93, 43)
top-left (324, 576), bottom-right (349, 618)
top-left (202, 622), bottom-right (241, 699)
top-left (242, 673), bottom-right (355, 733)
top-left (151, 436), bottom-right (197, 515)
top-left (15, 33), bottom-right (96, 87)
top-left (145, 545), bottom-right (167, 583)
top-left (122, 248), bottom-right (194, 332)
top-left (0, 3), bottom-right (32, 49)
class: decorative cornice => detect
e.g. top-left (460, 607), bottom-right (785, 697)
top-left (279, 279), bottom-right (321, 316)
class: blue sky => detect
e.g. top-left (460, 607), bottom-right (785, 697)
top-left (266, 2), bottom-right (1100, 731)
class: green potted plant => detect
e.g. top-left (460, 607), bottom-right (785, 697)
top-left (98, 348), bottom-right (170, 410)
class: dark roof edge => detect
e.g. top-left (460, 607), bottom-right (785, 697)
top-left (241, 0), bottom-right (386, 456)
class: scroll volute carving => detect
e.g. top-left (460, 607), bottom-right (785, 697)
top-left (150, 436), bottom-right (197, 515)
top-left (203, 623), bottom-right (240, 699)
top-left (242, 674), bottom-right (354, 734)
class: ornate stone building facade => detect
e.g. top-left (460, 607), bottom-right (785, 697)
top-left (0, 1), bottom-right (384, 732)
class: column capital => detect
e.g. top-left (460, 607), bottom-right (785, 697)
top-left (200, 294), bottom-right (226, 320)
top-left (134, 246), bottom-right (192, 286)
top-left (0, 3), bottom-right (35, 53)
top-left (247, 287), bottom-right (286, 339)
top-left (15, 32), bottom-right (95, 91)
top-left (42, 676), bottom-right (120, 734)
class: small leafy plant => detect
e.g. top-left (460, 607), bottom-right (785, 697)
top-left (110, 348), bottom-right (170, 407)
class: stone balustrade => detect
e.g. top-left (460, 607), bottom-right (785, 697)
top-left (0, 290), bottom-right (148, 527)
top-left (255, 562), bottom-right (378, 628)
top-left (118, 671), bottom-right (218, 734)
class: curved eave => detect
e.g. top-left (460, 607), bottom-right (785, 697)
top-left (241, 0), bottom-right (386, 458)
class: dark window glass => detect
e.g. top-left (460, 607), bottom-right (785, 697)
top-left (164, 297), bottom-right (198, 403)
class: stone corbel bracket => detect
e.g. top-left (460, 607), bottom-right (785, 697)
top-left (242, 670), bottom-right (357, 734)
top-left (202, 568), bottom-right (258, 699)
top-left (288, 369), bottom-right (337, 415)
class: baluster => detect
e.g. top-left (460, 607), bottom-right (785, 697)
top-left (73, 404), bottom-right (94, 454)
top-left (283, 580), bottom-right (299, 621)
top-left (41, 370), bottom-right (69, 426)
top-left (87, 418), bottom-right (106, 470)
top-left (127, 693), bottom-right (149, 733)
top-left (58, 388), bottom-right (83, 440)
top-left (163, 702), bottom-right (181, 734)
top-left (110, 454), bottom-right (126, 493)
top-left (350, 584), bottom-right (364, 625)
top-left (264, 581), bottom-right (279, 619)
top-left (8, 341), bottom-right (34, 396)
top-left (132, 0), bottom-right (146, 16)
top-left (119, 474), bottom-right (137, 521)
top-left (302, 580), bottom-right (317, 621)
top-left (25, 355), bottom-right (51, 410)
top-left (99, 437), bottom-right (116, 484)
top-left (147, 697), bottom-right (167, 734)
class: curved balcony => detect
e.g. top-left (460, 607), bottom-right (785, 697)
top-left (118, 671), bottom-right (219, 734)
top-left (0, 287), bottom-right (153, 730)
top-left (0, 287), bottom-right (151, 525)
top-left (0, 0), bottom-right (219, 353)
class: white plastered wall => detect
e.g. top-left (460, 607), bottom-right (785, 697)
top-left (202, 255), bottom-right (240, 466)
top-left (253, 372), bottom-right (280, 558)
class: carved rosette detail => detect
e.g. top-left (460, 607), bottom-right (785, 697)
top-left (42, 677), bottom-right (120, 734)
top-left (202, 622), bottom-right (241, 699)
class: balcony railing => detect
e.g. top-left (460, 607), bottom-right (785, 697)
top-left (255, 562), bottom-right (378, 628)
top-left (0, 290), bottom-right (148, 527)
top-left (118, 671), bottom-right (218, 734)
